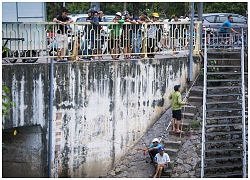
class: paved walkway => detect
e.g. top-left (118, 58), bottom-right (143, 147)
top-left (2, 50), bottom-right (190, 64)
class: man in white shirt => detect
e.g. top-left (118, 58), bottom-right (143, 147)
top-left (153, 147), bottom-right (170, 178)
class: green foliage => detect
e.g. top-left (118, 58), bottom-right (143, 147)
top-left (46, 2), bottom-right (247, 21)
top-left (2, 85), bottom-right (13, 150)
top-left (66, 2), bottom-right (91, 15)
top-left (209, 60), bottom-right (219, 72)
top-left (201, 60), bottom-right (222, 79)
top-left (203, 2), bottom-right (247, 16)
top-left (2, 46), bottom-right (10, 53)
top-left (208, 60), bottom-right (222, 79)
top-left (190, 120), bottom-right (200, 129)
top-left (2, 86), bottom-right (14, 120)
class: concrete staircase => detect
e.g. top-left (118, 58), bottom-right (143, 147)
top-left (159, 85), bottom-right (203, 178)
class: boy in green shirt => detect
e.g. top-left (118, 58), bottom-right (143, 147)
top-left (107, 12), bottom-right (124, 60)
top-left (168, 85), bottom-right (186, 133)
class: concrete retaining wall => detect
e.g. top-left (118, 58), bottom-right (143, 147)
top-left (2, 56), bottom-right (201, 177)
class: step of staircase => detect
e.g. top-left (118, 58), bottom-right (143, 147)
top-left (188, 96), bottom-right (203, 103)
top-left (206, 86), bottom-right (242, 90)
top-left (206, 100), bottom-right (242, 105)
top-left (205, 139), bottom-right (243, 144)
top-left (207, 58), bottom-right (241, 61)
top-left (207, 72), bottom-right (242, 75)
top-left (206, 93), bottom-right (242, 97)
top-left (164, 148), bottom-right (179, 158)
top-left (207, 65), bottom-right (241, 68)
top-left (182, 105), bottom-right (197, 114)
top-left (206, 108), bottom-right (242, 112)
top-left (182, 112), bottom-right (196, 119)
top-left (207, 51), bottom-right (241, 55)
top-left (205, 123), bottom-right (242, 128)
top-left (162, 140), bottom-right (182, 149)
top-left (189, 86), bottom-right (203, 97)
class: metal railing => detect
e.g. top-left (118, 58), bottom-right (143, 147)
top-left (201, 26), bottom-right (248, 50)
top-left (2, 21), bottom-right (202, 61)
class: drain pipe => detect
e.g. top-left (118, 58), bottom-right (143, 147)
top-left (48, 57), bottom-right (54, 177)
top-left (188, 2), bottom-right (194, 82)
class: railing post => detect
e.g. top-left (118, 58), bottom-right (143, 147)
top-left (194, 22), bottom-right (201, 55)
top-left (70, 24), bottom-right (78, 61)
top-left (48, 56), bottom-right (54, 177)
top-left (188, 2), bottom-right (194, 82)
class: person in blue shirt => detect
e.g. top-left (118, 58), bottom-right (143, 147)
top-left (135, 138), bottom-right (163, 162)
top-left (218, 15), bottom-right (239, 34)
top-left (218, 15), bottom-right (239, 46)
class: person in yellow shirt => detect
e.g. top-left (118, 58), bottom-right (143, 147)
top-left (168, 85), bottom-right (186, 133)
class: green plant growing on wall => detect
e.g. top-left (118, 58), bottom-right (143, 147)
top-left (207, 60), bottom-right (222, 79)
top-left (2, 85), bottom-right (15, 150)
top-left (2, 86), bottom-right (14, 119)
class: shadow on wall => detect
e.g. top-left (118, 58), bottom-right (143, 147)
top-left (2, 125), bottom-right (46, 177)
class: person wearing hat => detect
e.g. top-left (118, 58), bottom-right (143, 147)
top-left (168, 85), bottom-right (186, 133)
top-left (153, 147), bottom-right (170, 178)
top-left (146, 12), bottom-right (163, 58)
top-left (121, 10), bottom-right (137, 60)
top-left (135, 138), bottom-right (163, 163)
top-left (107, 12), bottom-right (124, 60)
top-left (53, 8), bottom-right (73, 62)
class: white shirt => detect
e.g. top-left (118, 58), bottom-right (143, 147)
top-left (154, 152), bottom-right (170, 164)
top-left (147, 24), bottom-right (158, 38)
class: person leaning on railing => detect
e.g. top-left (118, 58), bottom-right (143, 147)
top-left (146, 12), bottom-right (163, 58)
top-left (131, 12), bottom-right (151, 59)
top-left (53, 8), bottom-right (73, 62)
top-left (86, 8), bottom-right (101, 61)
top-left (169, 14), bottom-right (184, 56)
top-left (121, 10), bottom-right (137, 60)
top-left (107, 12), bottom-right (124, 60)
top-left (218, 15), bottom-right (239, 46)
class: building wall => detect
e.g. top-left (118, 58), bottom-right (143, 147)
top-left (2, 57), bottom-right (201, 177)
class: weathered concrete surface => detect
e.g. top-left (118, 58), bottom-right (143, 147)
top-left (2, 125), bottom-right (45, 177)
top-left (101, 84), bottom-right (203, 178)
top-left (2, 56), bottom-right (201, 177)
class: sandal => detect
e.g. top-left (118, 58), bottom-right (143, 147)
top-left (176, 130), bottom-right (184, 133)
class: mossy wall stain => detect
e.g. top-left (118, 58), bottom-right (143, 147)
top-left (2, 56), bottom-right (201, 177)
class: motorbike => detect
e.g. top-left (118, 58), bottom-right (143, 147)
top-left (2, 38), bottom-right (38, 63)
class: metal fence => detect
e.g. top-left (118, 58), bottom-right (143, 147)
top-left (201, 26), bottom-right (248, 50)
top-left (2, 21), bottom-right (202, 62)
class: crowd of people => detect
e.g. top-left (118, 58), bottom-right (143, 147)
top-left (53, 8), bottom-right (195, 61)
top-left (53, 8), bottom-right (238, 62)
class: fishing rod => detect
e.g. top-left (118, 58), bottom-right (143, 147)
top-left (140, 137), bottom-right (154, 163)
top-left (183, 70), bottom-right (201, 102)
top-left (136, 134), bottom-right (165, 163)
top-left (180, 88), bottom-right (188, 138)
top-left (165, 71), bottom-right (201, 135)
